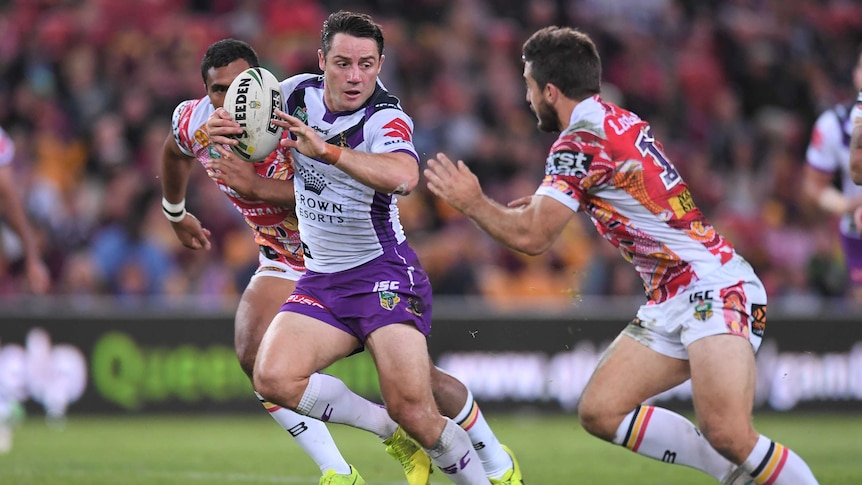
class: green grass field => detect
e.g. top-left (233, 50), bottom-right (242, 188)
top-left (0, 412), bottom-right (859, 484)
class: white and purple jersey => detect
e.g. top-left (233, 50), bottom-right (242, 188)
top-left (0, 127), bottom-right (14, 167)
top-left (281, 74), bottom-right (419, 273)
top-left (806, 92), bottom-right (862, 237)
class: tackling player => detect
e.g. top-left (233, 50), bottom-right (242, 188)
top-left (425, 26), bottom-right (819, 484)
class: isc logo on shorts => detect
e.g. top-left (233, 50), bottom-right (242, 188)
top-left (372, 280), bottom-right (400, 292)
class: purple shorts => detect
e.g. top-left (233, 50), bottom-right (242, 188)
top-left (280, 242), bottom-right (433, 346)
top-left (841, 233), bottom-right (862, 288)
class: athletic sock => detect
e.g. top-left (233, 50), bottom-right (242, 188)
top-left (737, 435), bottom-right (818, 484)
top-left (256, 391), bottom-right (351, 475)
top-left (295, 372), bottom-right (397, 439)
top-left (425, 418), bottom-right (488, 485)
top-left (452, 389), bottom-right (511, 479)
top-left (613, 405), bottom-right (735, 480)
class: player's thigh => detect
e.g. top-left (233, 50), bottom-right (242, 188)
top-left (256, 310), bottom-right (360, 379)
top-left (688, 334), bottom-right (756, 434)
top-left (581, 333), bottom-right (690, 417)
top-left (235, 275), bottom-right (297, 358)
top-left (365, 323), bottom-right (435, 407)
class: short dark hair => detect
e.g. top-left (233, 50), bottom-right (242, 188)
top-left (522, 27), bottom-right (601, 101)
top-left (200, 39), bottom-right (260, 87)
top-left (321, 10), bottom-right (384, 58)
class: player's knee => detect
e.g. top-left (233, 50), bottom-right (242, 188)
top-left (577, 397), bottom-right (618, 441)
top-left (699, 417), bottom-right (753, 463)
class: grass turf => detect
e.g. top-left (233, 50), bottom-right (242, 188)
top-left (0, 412), bottom-right (858, 484)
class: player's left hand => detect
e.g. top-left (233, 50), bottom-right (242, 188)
top-left (206, 147), bottom-right (260, 198)
top-left (273, 108), bottom-right (329, 161)
top-left (424, 152), bottom-right (484, 214)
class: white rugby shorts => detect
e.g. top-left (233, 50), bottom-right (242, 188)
top-left (622, 255), bottom-right (767, 360)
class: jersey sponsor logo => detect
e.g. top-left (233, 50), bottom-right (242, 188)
top-left (379, 290), bottom-right (400, 311)
top-left (292, 106), bottom-right (308, 124)
top-left (670, 188), bottom-right (696, 218)
top-left (546, 150), bottom-right (592, 177)
top-left (286, 293), bottom-right (325, 308)
top-left (382, 118), bottom-right (412, 141)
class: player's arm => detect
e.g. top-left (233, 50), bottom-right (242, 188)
top-left (326, 149), bottom-right (417, 195)
top-left (425, 152), bottom-right (573, 255)
top-left (852, 118), bottom-right (862, 185)
top-left (801, 164), bottom-right (849, 214)
top-left (160, 132), bottom-right (211, 250)
top-left (206, 145), bottom-right (296, 206)
top-left (0, 164), bottom-right (50, 293)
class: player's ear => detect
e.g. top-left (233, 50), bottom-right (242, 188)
top-left (318, 49), bottom-right (325, 71)
top-left (545, 83), bottom-right (559, 102)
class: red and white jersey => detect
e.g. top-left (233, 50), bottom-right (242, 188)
top-left (0, 126), bottom-right (14, 167)
top-left (535, 95), bottom-right (735, 303)
top-left (171, 96), bottom-right (304, 271)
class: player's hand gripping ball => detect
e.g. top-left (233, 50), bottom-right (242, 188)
top-left (223, 67), bottom-right (284, 162)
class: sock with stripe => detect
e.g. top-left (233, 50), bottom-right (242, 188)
top-left (737, 435), bottom-right (818, 484)
top-left (256, 391), bottom-right (351, 475)
top-left (613, 405), bottom-right (735, 480)
top-left (451, 389), bottom-right (512, 479)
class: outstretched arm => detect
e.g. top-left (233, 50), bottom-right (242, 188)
top-left (424, 152), bottom-right (573, 255)
top-left (159, 132), bottom-right (212, 250)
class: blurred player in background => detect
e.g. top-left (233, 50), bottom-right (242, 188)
top-left (425, 26), bottom-right (819, 484)
top-left (0, 125), bottom-right (51, 454)
top-left (206, 11), bottom-right (521, 485)
top-left (164, 35), bottom-right (520, 485)
top-left (0, 126), bottom-right (50, 295)
top-left (802, 45), bottom-right (862, 304)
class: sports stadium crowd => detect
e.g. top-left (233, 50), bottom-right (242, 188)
top-left (0, 0), bottom-right (860, 309)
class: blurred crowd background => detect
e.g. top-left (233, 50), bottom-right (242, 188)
top-left (0, 0), bottom-right (861, 311)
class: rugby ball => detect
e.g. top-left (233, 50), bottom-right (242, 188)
top-left (223, 67), bottom-right (284, 162)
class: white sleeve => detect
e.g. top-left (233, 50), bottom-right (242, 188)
top-left (805, 109), bottom-right (842, 173)
top-left (365, 109), bottom-right (419, 162)
top-left (171, 100), bottom-right (196, 157)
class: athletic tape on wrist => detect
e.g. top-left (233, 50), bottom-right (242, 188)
top-left (162, 197), bottom-right (187, 222)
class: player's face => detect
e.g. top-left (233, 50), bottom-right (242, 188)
top-left (205, 59), bottom-right (252, 109)
top-left (524, 62), bottom-right (560, 133)
top-left (319, 33), bottom-right (383, 112)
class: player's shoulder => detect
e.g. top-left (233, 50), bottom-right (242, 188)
top-left (171, 97), bottom-right (211, 130)
top-left (281, 73), bottom-right (322, 95)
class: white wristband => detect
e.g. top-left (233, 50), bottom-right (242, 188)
top-left (162, 197), bottom-right (187, 222)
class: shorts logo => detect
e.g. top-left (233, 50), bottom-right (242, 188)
top-left (379, 290), bottom-right (400, 311)
top-left (286, 294), bottom-right (325, 309)
top-left (406, 297), bottom-right (425, 317)
top-left (693, 301), bottom-right (713, 321)
top-left (751, 303), bottom-right (767, 337)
